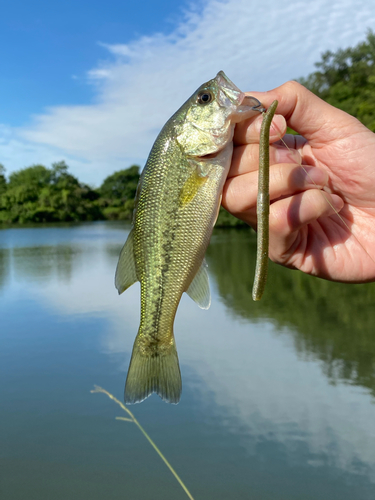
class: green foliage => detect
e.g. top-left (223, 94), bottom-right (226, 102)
top-left (0, 161), bottom-right (141, 224)
top-left (0, 164), bottom-right (6, 195)
top-left (0, 161), bottom-right (101, 223)
top-left (300, 29), bottom-right (375, 131)
top-left (98, 165), bottom-right (140, 220)
top-left (99, 165), bottom-right (140, 200)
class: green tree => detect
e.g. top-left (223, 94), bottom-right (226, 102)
top-left (99, 165), bottom-right (140, 200)
top-left (300, 30), bottom-right (375, 131)
top-left (0, 164), bottom-right (6, 195)
top-left (0, 164), bottom-right (51, 222)
top-left (98, 165), bottom-right (140, 220)
top-left (0, 162), bottom-right (101, 223)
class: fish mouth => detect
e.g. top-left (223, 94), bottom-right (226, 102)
top-left (197, 151), bottom-right (222, 160)
top-left (231, 95), bottom-right (265, 123)
top-left (193, 144), bottom-right (227, 161)
top-left (215, 71), bottom-right (266, 118)
top-left (242, 95), bottom-right (266, 113)
top-left (215, 71), bottom-right (243, 105)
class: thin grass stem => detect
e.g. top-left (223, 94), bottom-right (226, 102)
top-left (91, 385), bottom-right (195, 500)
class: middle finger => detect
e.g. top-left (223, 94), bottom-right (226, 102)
top-left (229, 142), bottom-right (301, 178)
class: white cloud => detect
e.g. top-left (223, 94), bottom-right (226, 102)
top-left (2, 0), bottom-right (375, 185)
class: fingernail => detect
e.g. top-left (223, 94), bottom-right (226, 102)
top-left (269, 115), bottom-right (287, 137)
top-left (303, 167), bottom-right (328, 187)
top-left (330, 194), bottom-right (344, 211)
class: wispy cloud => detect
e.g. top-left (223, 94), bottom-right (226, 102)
top-left (2, 0), bottom-right (375, 185)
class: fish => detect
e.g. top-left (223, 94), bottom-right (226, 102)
top-left (115, 71), bottom-right (264, 404)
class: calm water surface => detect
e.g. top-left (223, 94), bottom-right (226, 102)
top-left (1, 222), bottom-right (375, 499)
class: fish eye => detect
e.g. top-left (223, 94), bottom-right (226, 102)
top-left (197, 91), bottom-right (213, 105)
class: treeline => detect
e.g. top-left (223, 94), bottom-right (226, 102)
top-left (0, 160), bottom-right (240, 227)
top-left (300, 29), bottom-right (375, 132)
top-left (0, 161), bottom-right (140, 224)
top-left (1, 31), bottom-right (374, 225)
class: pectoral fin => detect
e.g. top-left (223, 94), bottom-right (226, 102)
top-left (115, 229), bottom-right (138, 294)
top-left (214, 194), bottom-right (222, 226)
top-left (179, 161), bottom-right (209, 207)
top-left (186, 260), bottom-right (211, 309)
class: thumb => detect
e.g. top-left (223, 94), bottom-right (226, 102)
top-left (245, 81), bottom-right (353, 144)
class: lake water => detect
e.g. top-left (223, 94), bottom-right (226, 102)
top-left (1, 221), bottom-right (375, 500)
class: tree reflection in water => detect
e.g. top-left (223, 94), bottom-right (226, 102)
top-left (207, 228), bottom-right (375, 398)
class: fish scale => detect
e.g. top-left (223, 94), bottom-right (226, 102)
top-left (136, 136), bottom-right (215, 339)
top-left (115, 71), bottom-right (264, 404)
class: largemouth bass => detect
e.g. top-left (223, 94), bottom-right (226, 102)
top-left (116, 71), bottom-right (264, 404)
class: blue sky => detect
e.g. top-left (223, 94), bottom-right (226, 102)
top-left (1, 0), bottom-right (375, 186)
top-left (0, 0), bottom-right (187, 125)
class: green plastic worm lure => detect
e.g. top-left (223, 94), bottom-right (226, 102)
top-left (252, 100), bottom-right (278, 301)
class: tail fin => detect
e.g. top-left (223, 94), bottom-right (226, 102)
top-left (125, 339), bottom-right (182, 404)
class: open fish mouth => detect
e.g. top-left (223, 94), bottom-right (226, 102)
top-left (242, 95), bottom-right (266, 113)
top-left (215, 71), bottom-right (243, 105)
top-left (215, 71), bottom-right (266, 112)
top-left (231, 94), bottom-right (265, 123)
top-left (196, 150), bottom-right (223, 160)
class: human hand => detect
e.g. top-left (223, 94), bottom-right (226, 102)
top-left (223, 81), bottom-right (375, 283)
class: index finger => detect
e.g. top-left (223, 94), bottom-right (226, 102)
top-left (240, 81), bottom-right (353, 144)
top-left (234, 112), bottom-right (287, 145)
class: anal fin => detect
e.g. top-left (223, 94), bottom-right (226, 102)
top-left (186, 260), bottom-right (211, 309)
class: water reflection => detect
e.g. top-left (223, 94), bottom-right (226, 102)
top-left (12, 245), bottom-right (79, 283)
top-left (0, 248), bottom-right (10, 290)
top-left (207, 228), bottom-right (375, 398)
top-left (1, 223), bottom-right (375, 499)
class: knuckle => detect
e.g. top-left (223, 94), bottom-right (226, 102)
top-left (269, 202), bottom-right (289, 235)
top-left (281, 80), bottom-right (303, 93)
top-left (271, 164), bottom-right (287, 187)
